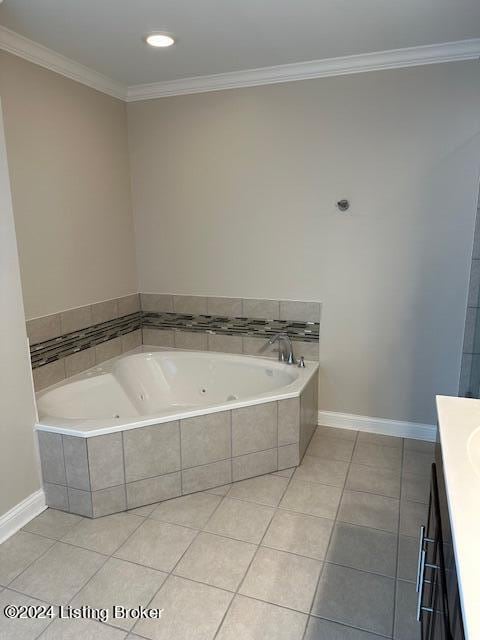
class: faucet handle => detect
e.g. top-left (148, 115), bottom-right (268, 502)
top-left (298, 356), bottom-right (306, 368)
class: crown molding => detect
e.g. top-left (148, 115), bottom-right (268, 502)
top-left (127, 38), bottom-right (480, 101)
top-left (1, 24), bottom-right (478, 103)
top-left (0, 25), bottom-right (127, 100)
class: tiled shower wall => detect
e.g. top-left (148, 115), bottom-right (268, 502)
top-left (27, 294), bottom-right (321, 390)
top-left (460, 189), bottom-right (480, 397)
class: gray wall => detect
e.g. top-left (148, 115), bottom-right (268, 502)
top-left (128, 62), bottom-right (480, 426)
top-left (0, 51), bottom-right (138, 320)
top-left (0, 102), bottom-right (40, 518)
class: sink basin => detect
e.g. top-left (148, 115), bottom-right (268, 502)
top-left (437, 395), bottom-right (480, 640)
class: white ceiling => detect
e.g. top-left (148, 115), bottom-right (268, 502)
top-left (1, 0), bottom-right (480, 86)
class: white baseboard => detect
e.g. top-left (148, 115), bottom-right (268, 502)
top-left (318, 410), bottom-right (437, 442)
top-left (0, 489), bottom-right (46, 544)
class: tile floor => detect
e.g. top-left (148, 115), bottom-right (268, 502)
top-left (0, 426), bottom-right (434, 640)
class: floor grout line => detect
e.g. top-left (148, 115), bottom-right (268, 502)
top-left (307, 612), bottom-right (393, 639)
top-left (212, 455), bottom-right (300, 639)
top-left (391, 437), bottom-right (406, 639)
top-left (50, 506), bottom-right (404, 573)
top-left (40, 509), bottom-right (149, 636)
top-left (300, 428), bottom-right (359, 640)
top-left (26, 508), bottom-right (158, 638)
top-left (3, 523), bottom-right (80, 592)
top-left (127, 485), bottom-right (230, 638)
top-left (31, 554), bottom-right (112, 639)
top-left (1, 426), bottom-right (430, 640)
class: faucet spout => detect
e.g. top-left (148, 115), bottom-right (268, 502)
top-left (265, 333), bottom-right (296, 365)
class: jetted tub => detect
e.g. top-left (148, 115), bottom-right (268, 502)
top-left (36, 347), bottom-right (319, 517)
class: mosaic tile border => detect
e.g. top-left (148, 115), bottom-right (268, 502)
top-left (28, 293), bottom-right (321, 385)
top-left (30, 312), bottom-right (142, 369)
top-left (142, 312), bottom-right (319, 341)
top-left (30, 310), bottom-right (319, 370)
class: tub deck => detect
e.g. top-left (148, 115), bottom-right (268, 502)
top-left (36, 349), bottom-right (319, 517)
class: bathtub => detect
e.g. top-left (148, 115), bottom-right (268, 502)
top-left (36, 348), bottom-right (319, 517)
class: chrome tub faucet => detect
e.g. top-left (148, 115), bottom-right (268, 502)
top-left (263, 332), bottom-right (297, 365)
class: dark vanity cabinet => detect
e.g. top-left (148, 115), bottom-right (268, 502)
top-left (416, 444), bottom-right (465, 640)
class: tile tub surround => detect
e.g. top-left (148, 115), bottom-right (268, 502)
top-left (27, 294), bottom-right (141, 345)
top-left (37, 371), bottom-right (318, 517)
top-left (29, 293), bottom-right (320, 389)
top-left (1, 427), bottom-right (427, 640)
top-left (140, 294), bottom-right (321, 323)
top-left (28, 294), bottom-right (142, 390)
top-left (140, 294), bottom-right (320, 361)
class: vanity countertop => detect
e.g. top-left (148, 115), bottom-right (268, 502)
top-left (436, 395), bottom-right (480, 640)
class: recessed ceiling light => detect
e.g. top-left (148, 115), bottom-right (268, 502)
top-left (145, 33), bottom-right (175, 48)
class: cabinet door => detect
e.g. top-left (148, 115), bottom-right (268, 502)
top-left (435, 445), bottom-right (465, 640)
top-left (416, 456), bottom-right (465, 640)
top-left (449, 590), bottom-right (465, 640)
top-left (428, 562), bottom-right (449, 640)
top-left (419, 465), bottom-right (437, 638)
top-left (419, 464), bottom-right (450, 640)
